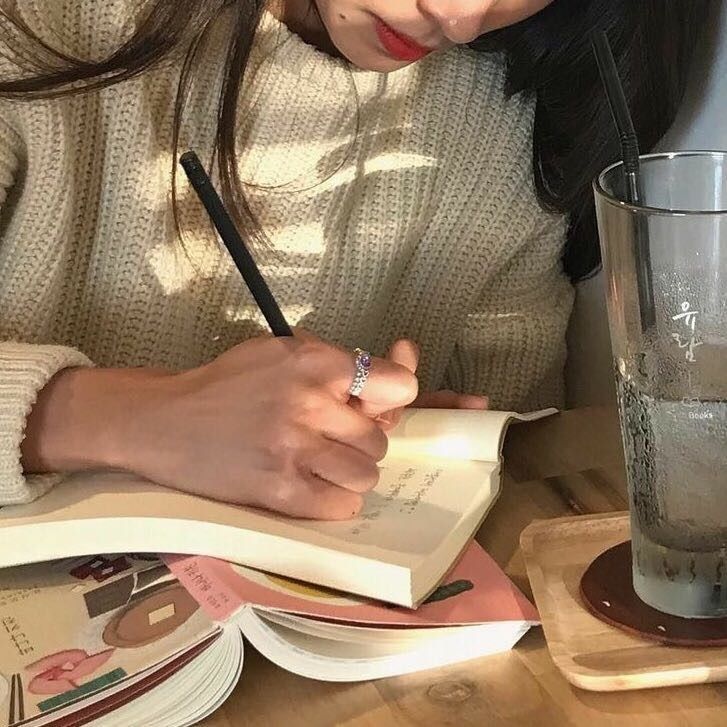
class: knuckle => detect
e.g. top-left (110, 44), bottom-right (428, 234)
top-left (288, 386), bottom-right (326, 422)
top-left (308, 390), bottom-right (332, 418)
top-left (294, 340), bottom-right (348, 384)
top-left (267, 479), bottom-right (299, 512)
top-left (293, 339), bottom-right (329, 371)
top-left (260, 423), bottom-right (301, 468)
top-left (271, 377), bottom-right (330, 425)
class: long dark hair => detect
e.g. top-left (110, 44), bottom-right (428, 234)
top-left (0, 0), bottom-right (709, 280)
top-left (472, 0), bottom-right (710, 280)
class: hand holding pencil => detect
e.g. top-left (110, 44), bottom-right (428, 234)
top-left (127, 151), bottom-right (413, 518)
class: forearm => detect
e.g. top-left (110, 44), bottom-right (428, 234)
top-left (21, 367), bottom-right (169, 475)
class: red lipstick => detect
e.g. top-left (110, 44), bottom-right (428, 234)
top-left (374, 18), bottom-right (432, 62)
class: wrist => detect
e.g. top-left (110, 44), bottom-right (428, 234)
top-left (21, 366), bottom-right (172, 475)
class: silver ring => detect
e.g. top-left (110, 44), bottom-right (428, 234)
top-left (348, 348), bottom-right (372, 397)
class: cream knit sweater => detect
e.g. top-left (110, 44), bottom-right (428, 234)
top-left (0, 2), bottom-right (574, 505)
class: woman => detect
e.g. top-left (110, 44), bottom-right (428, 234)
top-left (0, 1), bottom-right (705, 517)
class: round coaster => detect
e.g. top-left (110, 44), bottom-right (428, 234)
top-left (580, 541), bottom-right (727, 647)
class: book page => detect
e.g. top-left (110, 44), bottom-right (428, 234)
top-left (0, 555), bottom-right (218, 727)
top-left (297, 457), bottom-right (497, 558)
top-left (387, 408), bottom-right (557, 463)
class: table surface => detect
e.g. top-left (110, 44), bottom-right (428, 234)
top-left (201, 407), bottom-right (727, 727)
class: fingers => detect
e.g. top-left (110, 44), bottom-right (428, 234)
top-left (262, 474), bottom-right (366, 521)
top-left (357, 339), bottom-right (420, 420)
top-left (245, 410), bottom-right (383, 518)
top-left (292, 337), bottom-right (418, 410)
top-left (459, 394), bottom-right (489, 409)
top-left (360, 340), bottom-right (419, 407)
top-left (376, 390), bottom-right (489, 431)
top-left (307, 440), bottom-right (381, 494)
top-left (312, 402), bottom-right (389, 461)
top-left (413, 390), bottom-right (489, 409)
top-left (348, 353), bottom-right (418, 409)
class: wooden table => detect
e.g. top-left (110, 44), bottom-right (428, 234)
top-left (202, 408), bottom-right (727, 726)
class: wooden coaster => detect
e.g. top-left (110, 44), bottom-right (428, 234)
top-left (581, 541), bottom-right (727, 647)
top-left (521, 512), bottom-right (727, 692)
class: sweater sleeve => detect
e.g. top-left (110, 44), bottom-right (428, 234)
top-left (0, 115), bottom-right (94, 505)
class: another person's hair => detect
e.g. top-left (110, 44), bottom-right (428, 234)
top-left (0, 0), bottom-right (709, 280)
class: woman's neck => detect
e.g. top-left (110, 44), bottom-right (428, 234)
top-left (269, 0), bottom-right (342, 58)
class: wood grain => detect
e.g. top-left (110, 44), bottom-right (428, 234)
top-left (201, 407), bottom-right (727, 726)
top-left (523, 513), bottom-right (727, 692)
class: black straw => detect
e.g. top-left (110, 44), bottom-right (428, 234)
top-left (592, 32), bottom-right (656, 330)
top-left (180, 151), bottom-right (293, 337)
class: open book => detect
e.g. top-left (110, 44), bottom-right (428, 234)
top-left (0, 408), bottom-right (553, 608)
top-left (0, 544), bottom-right (538, 727)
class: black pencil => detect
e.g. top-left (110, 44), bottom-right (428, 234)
top-left (180, 150), bottom-right (293, 337)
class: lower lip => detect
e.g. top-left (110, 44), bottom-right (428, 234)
top-left (374, 18), bottom-right (431, 62)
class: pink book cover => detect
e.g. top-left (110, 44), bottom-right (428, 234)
top-left (163, 541), bottom-right (538, 626)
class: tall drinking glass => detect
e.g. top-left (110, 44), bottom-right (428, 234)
top-left (594, 151), bottom-right (727, 618)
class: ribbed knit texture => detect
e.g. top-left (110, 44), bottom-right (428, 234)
top-left (0, 2), bottom-right (574, 504)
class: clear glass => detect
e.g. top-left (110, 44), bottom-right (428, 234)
top-left (594, 151), bottom-right (727, 618)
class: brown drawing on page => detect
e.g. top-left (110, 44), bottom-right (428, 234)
top-left (102, 584), bottom-right (199, 649)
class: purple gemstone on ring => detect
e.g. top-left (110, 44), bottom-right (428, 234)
top-left (360, 353), bottom-right (372, 369)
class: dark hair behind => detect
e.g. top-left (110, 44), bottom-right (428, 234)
top-left (0, 0), bottom-right (710, 281)
top-left (472, 0), bottom-right (710, 280)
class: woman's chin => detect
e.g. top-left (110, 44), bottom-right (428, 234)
top-left (338, 44), bottom-right (422, 73)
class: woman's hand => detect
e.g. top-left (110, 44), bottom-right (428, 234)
top-left (22, 333), bottom-right (418, 520)
top-left (412, 390), bottom-right (489, 410)
top-left (367, 339), bottom-right (488, 431)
